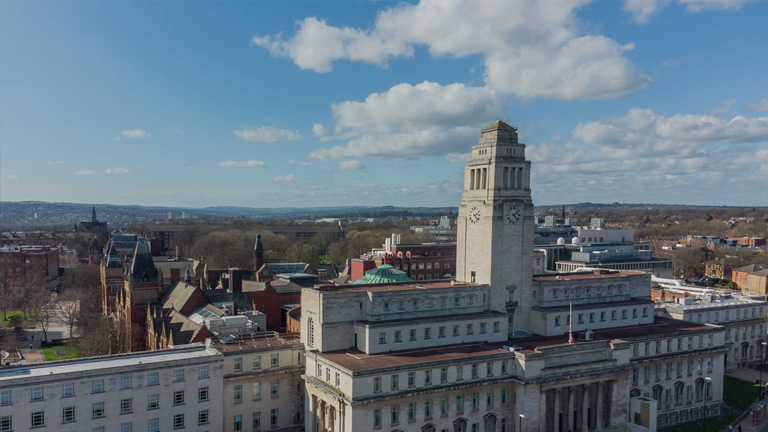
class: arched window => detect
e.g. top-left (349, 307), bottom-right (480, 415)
top-left (308, 318), bottom-right (315, 347)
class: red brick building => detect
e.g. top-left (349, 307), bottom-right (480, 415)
top-left (728, 237), bottom-right (767, 248)
top-left (359, 235), bottom-right (457, 281)
top-left (0, 245), bottom-right (59, 287)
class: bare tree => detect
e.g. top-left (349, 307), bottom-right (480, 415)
top-left (57, 290), bottom-right (80, 339)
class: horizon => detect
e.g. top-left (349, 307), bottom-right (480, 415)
top-left (2, 1), bottom-right (768, 208)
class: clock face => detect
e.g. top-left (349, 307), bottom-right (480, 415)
top-left (506, 206), bottom-right (521, 224)
top-left (468, 206), bottom-right (481, 224)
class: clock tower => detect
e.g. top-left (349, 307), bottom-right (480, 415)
top-left (456, 121), bottom-right (534, 332)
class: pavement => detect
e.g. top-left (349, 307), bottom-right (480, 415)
top-left (4, 306), bottom-right (70, 365)
top-left (722, 367), bottom-right (768, 432)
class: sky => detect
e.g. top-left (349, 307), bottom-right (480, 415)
top-left (1, 0), bottom-right (767, 209)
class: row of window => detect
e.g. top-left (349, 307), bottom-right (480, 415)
top-left (0, 367), bottom-right (209, 406)
top-left (378, 321), bottom-right (502, 345)
top-left (554, 307), bottom-right (649, 327)
top-left (641, 379), bottom-right (712, 408)
top-left (550, 284), bottom-right (627, 299)
top-left (232, 409), bottom-right (279, 431)
top-left (725, 324), bottom-right (764, 342)
top-left (632, 357), bottom-right (714, 385)
top-left (232, 353), bottom-right (280, 372)
top-left (381, 294), bottom-right (481, 312)
top-left (632, 336), bottom-right (714, 358)
top-left (233, 380), bottom-right (280, 402)
top-left (0, 257), bottom-right (22, 263)
top-left (356, 361), bottom-right (510, 394)
top-left (692, 307), bottom-right (763, 323)
top-left (0, 411), bottom-right (206, 431)
top-left (372, 390), bottom-right (510, 428)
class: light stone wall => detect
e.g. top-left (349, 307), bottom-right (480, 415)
top-left (221, 343), bottom-right (305, 432)
top-left (0, 346), bottom-right (223, 432)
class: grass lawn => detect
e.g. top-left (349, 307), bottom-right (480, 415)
top-left (0, 309), bottom-right (35, 329)
top-left (665, 376), bottom-right (758, 432)
top-left (42, 344), bottom-right (83, 361)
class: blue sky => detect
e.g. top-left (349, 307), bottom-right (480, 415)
top-left (1, 0), bottom-right (767, 209)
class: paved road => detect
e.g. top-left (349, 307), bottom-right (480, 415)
top-left (723, 368), bottom-right (768, 432)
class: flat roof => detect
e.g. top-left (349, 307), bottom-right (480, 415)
top-left (509, 317), bottom-right (717, 351)
top-left (316, 342), bottom-right (514, 373)
top-left (210, 334), bottom-right (302, 352)
top-left (0, 345), bottom-right (217, 383)
top-left (317, 280), bottom-right (478, 294)
top-left (533, 270), bottom-right (645, 281)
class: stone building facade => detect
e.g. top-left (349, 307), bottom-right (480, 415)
top-left (0, 344), bottom-right (223, 432)
top-left (300, 121), bottom-right (726, 432)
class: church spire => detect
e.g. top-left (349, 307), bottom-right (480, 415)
top-left (254, 234), bottom-right (264, 271)
top-left (92, 205), bottom-right (98, 223)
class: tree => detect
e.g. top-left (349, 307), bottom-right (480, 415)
top-left (674, 247), bottom-right (706, 280)
top-left (57, 290), bottom-right (80, 339)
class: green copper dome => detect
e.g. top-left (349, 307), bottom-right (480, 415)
top-left (352, 264), bottom-right (414, 285)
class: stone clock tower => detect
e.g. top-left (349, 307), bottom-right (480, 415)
top-left (456, 120), bottom-right (534, 332)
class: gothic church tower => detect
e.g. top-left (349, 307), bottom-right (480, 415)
top-left (456, 121), bottom-right (534, 332)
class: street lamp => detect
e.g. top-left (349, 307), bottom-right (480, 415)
top-left (703, 377), bottom-right (712, 432)
top-left (519, 414), bottom-right (525, 432)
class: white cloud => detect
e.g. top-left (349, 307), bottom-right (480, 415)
top-left (745, 98), bottom-right (768, 113)
top-left (219, 160), bottom-right (266, 168)
top-left (44, 160), bottom-right (64, 165)
top-left (624, 0), bottom-right (757, 23)
top-left (254, 0), bottom-right (650, 100)
top-left (310, 81), bottom-right (506, 160)
top-left (104, 167), bottom-right (131, 175)
top-left (121, 129), bottom-right (151, 139)
top-left (233, 126), bottom-right (302, 143)
top-left (273, 174), bottom-right (299, 183)
top-left (444, 152), bottom-right (471, 163)
top-left (288, 159), bottom-right (314, 166)
top-left (1, 174), bottom-right (19, 181)
top-left (623, 0), bottom-right (669, 24)
top-left (678, 0), bottom-right (758, 12)
top-left (185, 165), bottom-right (196, 170)
top-left (338, 160), bottom-right (365, 171)
top-left (76, 167), bottom-right (131, 176)
top-left (527, 108), bottom-right (768, 203)
top-left (312, 123), bottom-right (328, 138)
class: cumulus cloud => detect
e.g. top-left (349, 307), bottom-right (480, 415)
top-left (624, 0), bottom-right (669, 23)
top-left (273, 174), bottom-right (299, 182)
top-left (121, 129), bottom-right (151, 139)
top-left (527, 108), bottom-right (768, 203)
top-left (218, 160), bottom-right (266, 168)
top-left (745, 98), bottom-right (768, 113)
top-left (310, 81), bottom-right (506, 160)
top-left (254, 0), bottom-right (650, 100)
top-left (76, 167), bottom-right (130, 176)
top-left (234, 126), bottom-right (302, 143)
top-left (338, 160), bottom-right (365, 171)
top-left (624, 0), bottom-right (757, 23)
top-left (288, 159), bottom-right (314, 166)
top-left (312, 123), bottom-right (328, 137)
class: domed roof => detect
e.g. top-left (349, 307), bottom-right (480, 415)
top-left (352, 264), bottom-right (414, 285)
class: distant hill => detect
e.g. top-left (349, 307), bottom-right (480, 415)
top-left (0, 201), bottom-right (459, 229)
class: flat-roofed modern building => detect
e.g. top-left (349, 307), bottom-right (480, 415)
top-left (0, 344), bottom-right (223, 432)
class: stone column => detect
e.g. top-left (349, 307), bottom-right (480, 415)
top-left (596, 382), bottom-right (605, 432)
top-left (311, 395), bottom-right (318, 432)
top-left (554, 389), bottom-right (562, 432)
top-left (320, 401), bottom-right (326, 432)
top-left (581, 385), bottom-right (589, 432)
top-left (567, 387), bottom-right (575, 432)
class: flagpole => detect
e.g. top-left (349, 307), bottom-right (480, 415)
top-left (569, 301), bottom-right (573, 343)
